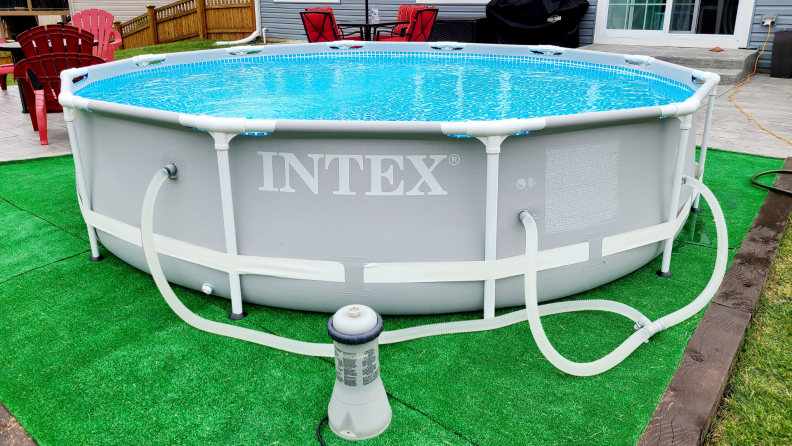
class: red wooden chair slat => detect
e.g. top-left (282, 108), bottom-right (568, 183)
top-left (15, 25), bottom-right (104, 145)
top-left (0, 37), bottom-right (13, 91)
top-left (71, 9), bottom-right (123, 62)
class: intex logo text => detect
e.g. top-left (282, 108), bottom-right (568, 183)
top-left (258, 152), bottom-right (452, 196)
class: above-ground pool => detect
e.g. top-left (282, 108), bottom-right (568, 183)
top-left (59, 42), bottom-right (720, 318)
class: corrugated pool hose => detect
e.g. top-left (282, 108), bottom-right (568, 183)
top-left (141, 165), bottom-right (728, 377)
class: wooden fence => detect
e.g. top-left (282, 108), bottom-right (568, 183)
top-left (115, 0), bottom-right (256, 50)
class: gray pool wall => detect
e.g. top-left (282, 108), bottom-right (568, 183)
top-left (62, 42), bottom-right (712, 315)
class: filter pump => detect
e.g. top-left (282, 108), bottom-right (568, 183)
top-left (326, 305), bottom-right (392, 440)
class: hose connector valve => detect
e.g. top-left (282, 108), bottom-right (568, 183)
top-left (163, 162), bottom-right (178, 179)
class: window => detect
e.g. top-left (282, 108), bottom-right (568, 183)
top-left (669, 0), bottom-right (696, 31)
top-left (607, 0), bottom-right (666, 30)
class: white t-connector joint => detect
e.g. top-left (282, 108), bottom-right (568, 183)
top-left (477, 135), bottom-right (509, 154)
top-left (63, 108), bottom-right (75, 123)
top-left (211, 132), bottom-right (237, 151)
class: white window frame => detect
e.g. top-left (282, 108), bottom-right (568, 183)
top-left (593, 0), bottom-right (756, 48)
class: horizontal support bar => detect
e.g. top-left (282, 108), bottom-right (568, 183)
top-left (80, 201), bottom-right (691, 286)
top-left (364, 243), bottom-right (589, 283)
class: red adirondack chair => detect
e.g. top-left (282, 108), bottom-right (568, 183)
top-left (377, 8), bottom-right (437, 42)
top-left (0, 37), bottom-right (13, 90)
top-left (301, 7), bottom-right (361, 42)
top-left (71, 9), bottom-right (123, 62)
top-left (14, 25), bottom-right (104, 145)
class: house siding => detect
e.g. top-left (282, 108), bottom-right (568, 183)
top-left (260, 0), bottom-right (597, 44)
top-left (69, 0), bottom-right (166, 23)
top-left (747, 0), bottom-right (792, 68)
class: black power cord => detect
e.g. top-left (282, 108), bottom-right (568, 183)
top-left (317, 416), bottom-right (329, 446)
top-left (751, 170), bottom-right (792, 196)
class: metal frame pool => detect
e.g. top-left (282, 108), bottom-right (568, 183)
top-left (58, 41), bottom-right (720, 321)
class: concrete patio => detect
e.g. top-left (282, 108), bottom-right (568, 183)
top-left (695, 74), bottom-right (792, 159)
top-left (0, 88), bottom-right (72, 161)
top-left (1, 72), bottom-right (791, 161)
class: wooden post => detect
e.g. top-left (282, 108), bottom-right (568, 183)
top-left (196, 0), bottom-right (207, 40)
top-left (26, 0), bottom-right (32, 12)
top-left (249, 0), bottom-right (257, 33)
top-left (146, 5), bottom-right (159, 45)
top-left (113, 21), bottom-right (124, 50)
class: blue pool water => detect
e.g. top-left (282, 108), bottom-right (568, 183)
top-left (77, 52), bottom-right (695, 122)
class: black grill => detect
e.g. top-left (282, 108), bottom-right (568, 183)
top-left (770, 31), bottom-right (792, 79)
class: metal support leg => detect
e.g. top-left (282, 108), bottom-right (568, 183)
top-left (64, 108), bottom-right (103, 262)
top-left (659, 114), bottom-right (693, 278)
top-left (479, 135), bottom-right (507, 319)
top-left (212, 132), bottom-right (246, 320)
top-left (692, 86), bottom-right (717, 213)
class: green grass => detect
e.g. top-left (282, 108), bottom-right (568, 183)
top-left (0, 150), bottom-right (784, 445)
top-left (707, 215), bottom-right (792, 445)
top-left (114, 39), bottom-right (229, 61)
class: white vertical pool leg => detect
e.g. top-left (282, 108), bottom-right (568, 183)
top-left (64, 108), bottom-right (103, 262)
top-left (692, 86), bottom-right (717, 213)
top-left (212, 132), bottom-right (246, 320)
top-left (478, 135), bottom-right (507, 319)
top-left (659, 114), bottom-right (693, 278)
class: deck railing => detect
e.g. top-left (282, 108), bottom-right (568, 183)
top-left (0, 0), bottom-right (69, 11)
top-left (116, 0), bottom-right (256, 50)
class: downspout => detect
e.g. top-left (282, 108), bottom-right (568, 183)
top-left (215, 0), bottom-right (265, 45)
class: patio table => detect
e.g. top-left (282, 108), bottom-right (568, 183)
top-left (0, 42), bottom-right (32, 113)
top-left (340, 21), bottom-right (409, 41)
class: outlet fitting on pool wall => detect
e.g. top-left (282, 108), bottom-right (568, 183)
top-left (327, 305), bottom-right (391, 441)
top-left (163, 162), bottom-right (177, 179)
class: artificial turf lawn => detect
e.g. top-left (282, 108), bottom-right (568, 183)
top-left (0, 150), bottom-right (783, 445)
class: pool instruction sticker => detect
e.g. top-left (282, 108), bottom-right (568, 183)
top-left (545, 141), bottom-right (620, 233)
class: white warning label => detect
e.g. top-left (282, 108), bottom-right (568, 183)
top-left (545, 141), bottom-right (619, 233)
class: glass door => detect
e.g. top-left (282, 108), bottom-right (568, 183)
top-left (606, 0), bottom-right (741, 34)
top-left (669, 0), bottom-right (698, 32)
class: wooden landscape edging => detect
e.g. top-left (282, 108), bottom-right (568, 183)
top-left (0, 403), bottom-right (36, 446)
top-left (639, 157), bottom-right (792, 446)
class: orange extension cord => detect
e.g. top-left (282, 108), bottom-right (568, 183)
top-left (729, 23), bottom-right (792, 146)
